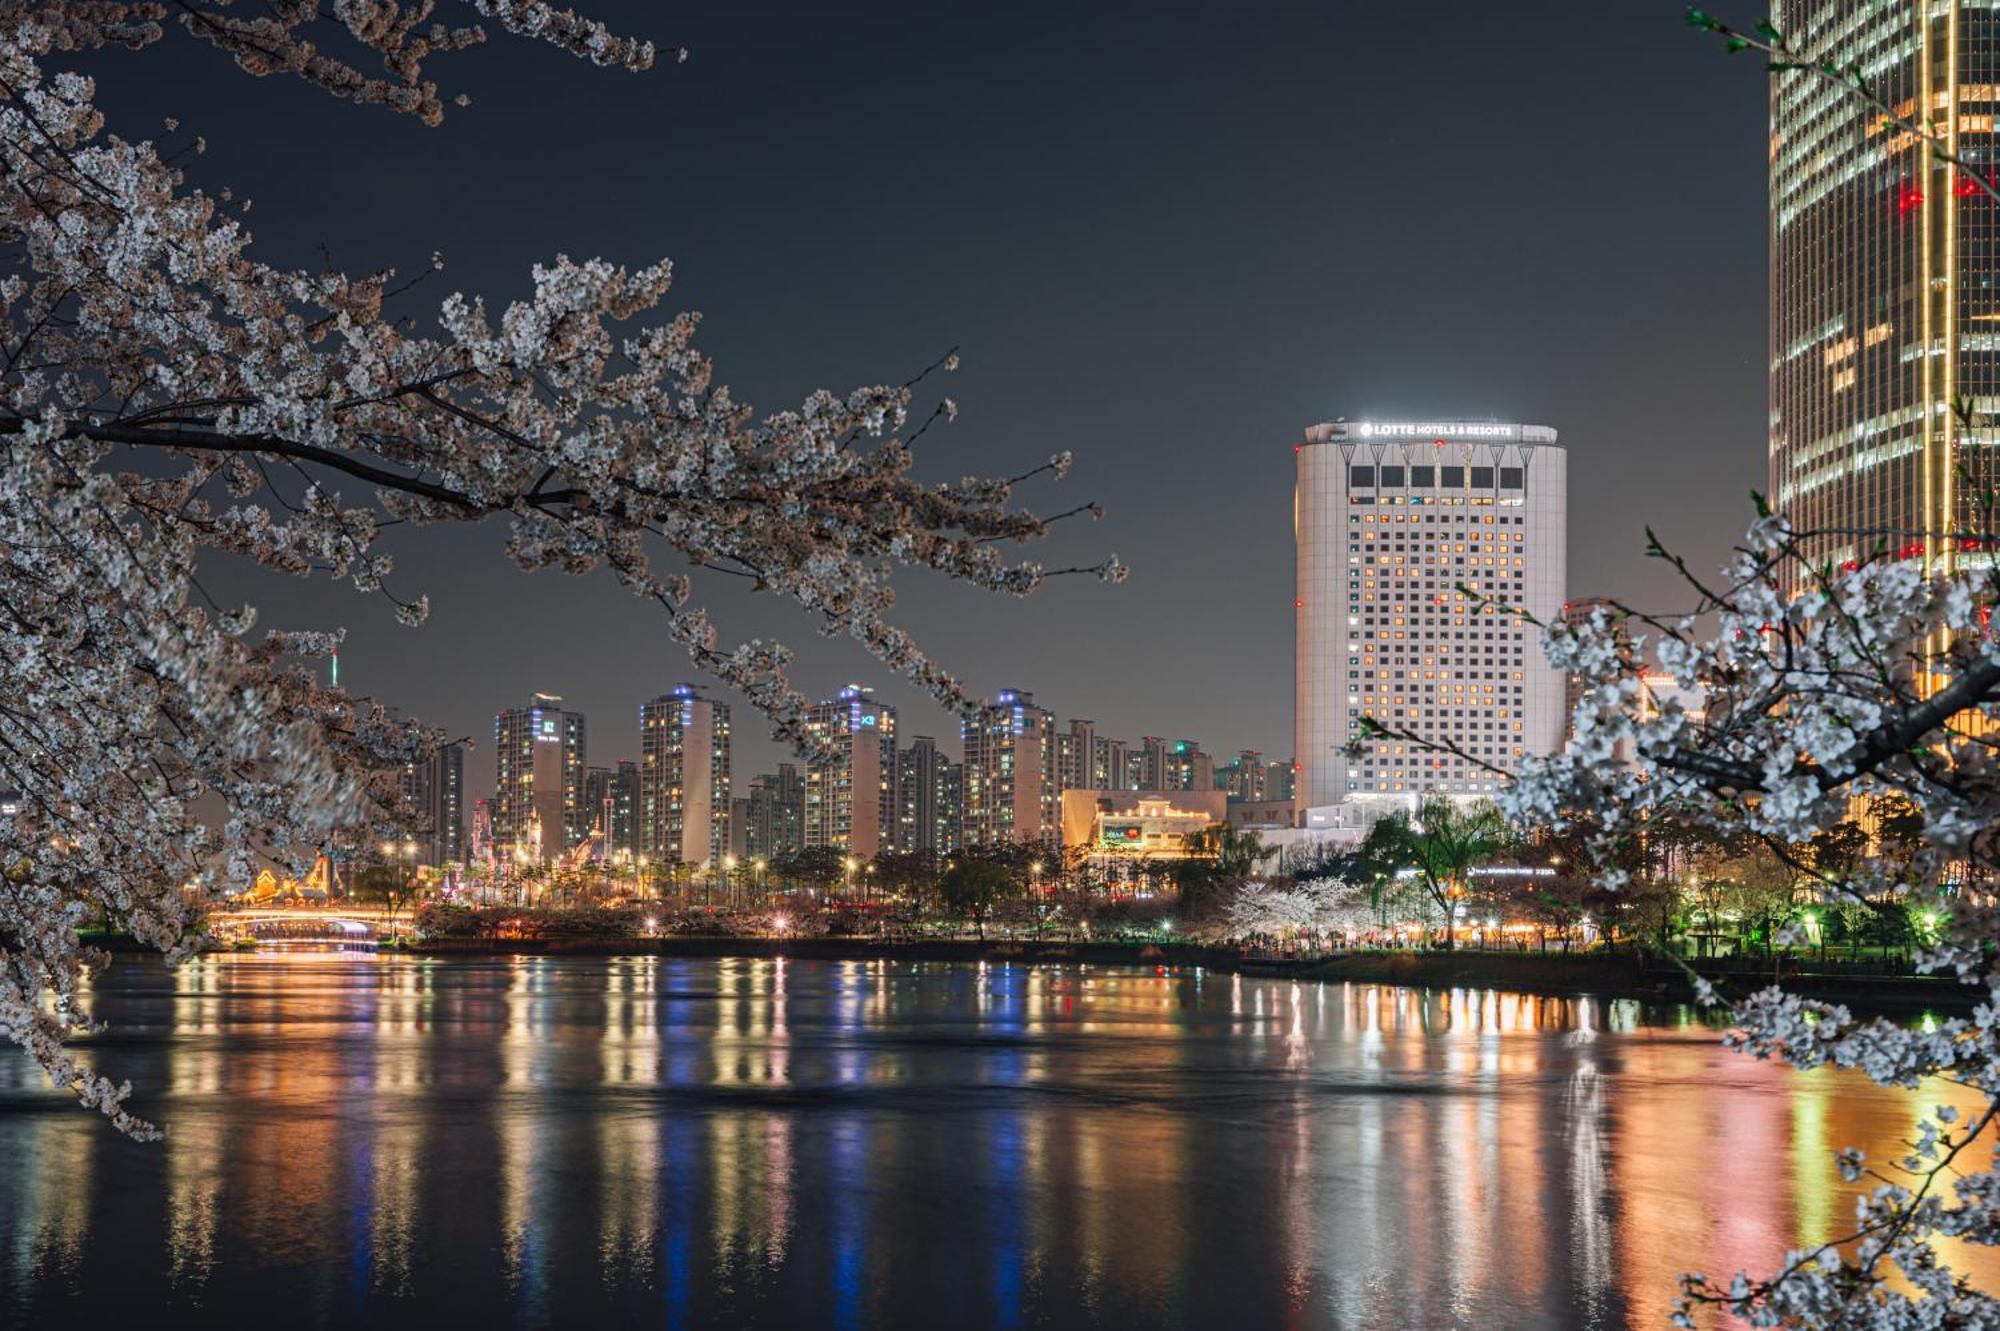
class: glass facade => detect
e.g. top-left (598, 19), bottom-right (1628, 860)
top-left (1771, 2), bottom-right (2000, 565)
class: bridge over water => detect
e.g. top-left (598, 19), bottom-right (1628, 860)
top-left (209, 908), bottom-right (398, 946)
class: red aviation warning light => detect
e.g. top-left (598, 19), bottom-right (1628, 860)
top-left (1898, 184), bottom-right (1925, 215)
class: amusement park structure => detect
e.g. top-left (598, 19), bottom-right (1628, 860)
top-left (246, 854), bottom-right (335, 903)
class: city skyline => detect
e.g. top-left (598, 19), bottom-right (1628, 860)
top-left (148, 2), bottom-right (1768, 780)
top-left (9, 7), bottom-right (2000, 1329)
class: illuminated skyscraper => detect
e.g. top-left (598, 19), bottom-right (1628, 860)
top-left (493, 693), bottom-right (586, 863)
top-left (803, 685), bottom-right (897, 858)
top-left (961, 688), bottom-right (1057, 846)
top-left (1770, 2), bottom-right (2000, 564)
top-left (639, 683), bottom-right (732, 869)
top-left (1293, 420), bottom-right (1568, 816)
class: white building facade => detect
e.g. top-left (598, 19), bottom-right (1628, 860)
top-left (1294, 419), bottom-right (1568, 817)
top-left (639, 683), bottom-right (732, 870)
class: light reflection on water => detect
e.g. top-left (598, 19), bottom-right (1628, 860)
top-left (0, 953), bottom-right (1990, 1329)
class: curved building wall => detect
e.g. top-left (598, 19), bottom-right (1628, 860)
top-left (1294, 421), bottom-right (1568, 816)
top-left (1770, 2), bottom-right (2000, 566)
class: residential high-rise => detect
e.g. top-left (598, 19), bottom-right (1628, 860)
top-left (1221, 748), bottom-right (1267, 802)
top-left (1136, 736), bottom-right (1168, 792)
top-left (639, 683), bottom-right (732, 869)
top-left (1294, 419), bottom-right (1568, 813)
top-left (399, 742), bottom-right (465, 866)
top-left (1770, 3), bottom-right (2000, 567)
top-left (804, 685), bottom-right (898, 858)
top-left (1266, 760), bottom-right (1297, 803)
top-left (937, 758), bottom-right (964, 854)
top-left (1158, 740), bottom-right (1213, 792)
top-left (584, 765), bottom-right (614, 840)
top-left (494, 693), bottom-right (586, 863)
top-left (742, 764), bottom-right (806, 860)
top-left (1093, 736), bottom-right (1132, 791)
top-left (610, 760), bottom-right (640, 858)
top-left (961, 688), bottom-right (1058, 846)
top-left (892, 736), bottom-right (966, 854)
top-left (727, 797), bottom-right (751, 860)
top-left (895, 735), bottom-right (945, 853)
top-left (583, 761), bottom-right (641, 857)
top-left (1056, 719), bottom-right (1096, 792)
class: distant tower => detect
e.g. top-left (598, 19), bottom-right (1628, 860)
top-left (895, 736), bottom-right (945, 853)
top-left (960, 688), bottom-right (1057, 846)
top-left (399, 742), bottom-right (465, 866)
top-left (1056, 719), bottom-right (1096, 792)
top-left (803, 685), bottom-right (897, 858)
top-left (742, 764), bottom-right (806, 860)
top-left (493, 693), bottom-right (586, 863)
top-left (639, 683), bottom-right (732, 869)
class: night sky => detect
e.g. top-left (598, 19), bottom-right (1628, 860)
top-left (79, 2), bottom-right (1768, 779)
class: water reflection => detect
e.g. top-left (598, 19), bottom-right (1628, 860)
top-left (0, 954), bottom-right (1991, 1329)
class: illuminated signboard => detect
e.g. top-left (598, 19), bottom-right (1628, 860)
top-left (1354, 422), bottom-right (1517, 440)
top-left (1102, 823), bottom-right (1144, 844)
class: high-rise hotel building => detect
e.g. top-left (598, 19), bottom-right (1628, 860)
top-left (1771, 2), bottom-right (2000, 563)
top-left (1294, 420), bottom-right (1568, 815)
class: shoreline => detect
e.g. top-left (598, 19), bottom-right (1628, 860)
top-left (381, 936), bottom-right (1979, 1011)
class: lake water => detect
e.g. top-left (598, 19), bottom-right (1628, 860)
top-left (0, 953), bottom-right (1986, 1329)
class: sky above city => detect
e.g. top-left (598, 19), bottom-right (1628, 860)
top-left (79, 2), bottom-right (1768, 777)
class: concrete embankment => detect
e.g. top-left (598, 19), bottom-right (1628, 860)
top-left (400, 937), bottom-right (1979, 1009)
top-left (1300, 949), bottom-right (1979, 1010)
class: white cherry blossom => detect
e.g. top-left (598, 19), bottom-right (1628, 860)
top-left (0, 2), bottom-right (1117, 1135)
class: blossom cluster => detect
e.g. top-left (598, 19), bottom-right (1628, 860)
top-left (1221, 877), bottom-right (1376, 937)
top-left (0, 4), bottom-right (1115, 1132)
top-left (1512, 513), bottom-right (2000, 1327)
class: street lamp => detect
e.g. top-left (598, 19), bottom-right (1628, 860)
top-left (844, 856), bottom-right (857, 900)
top-left (723, 854), bottom-right (737, 908)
